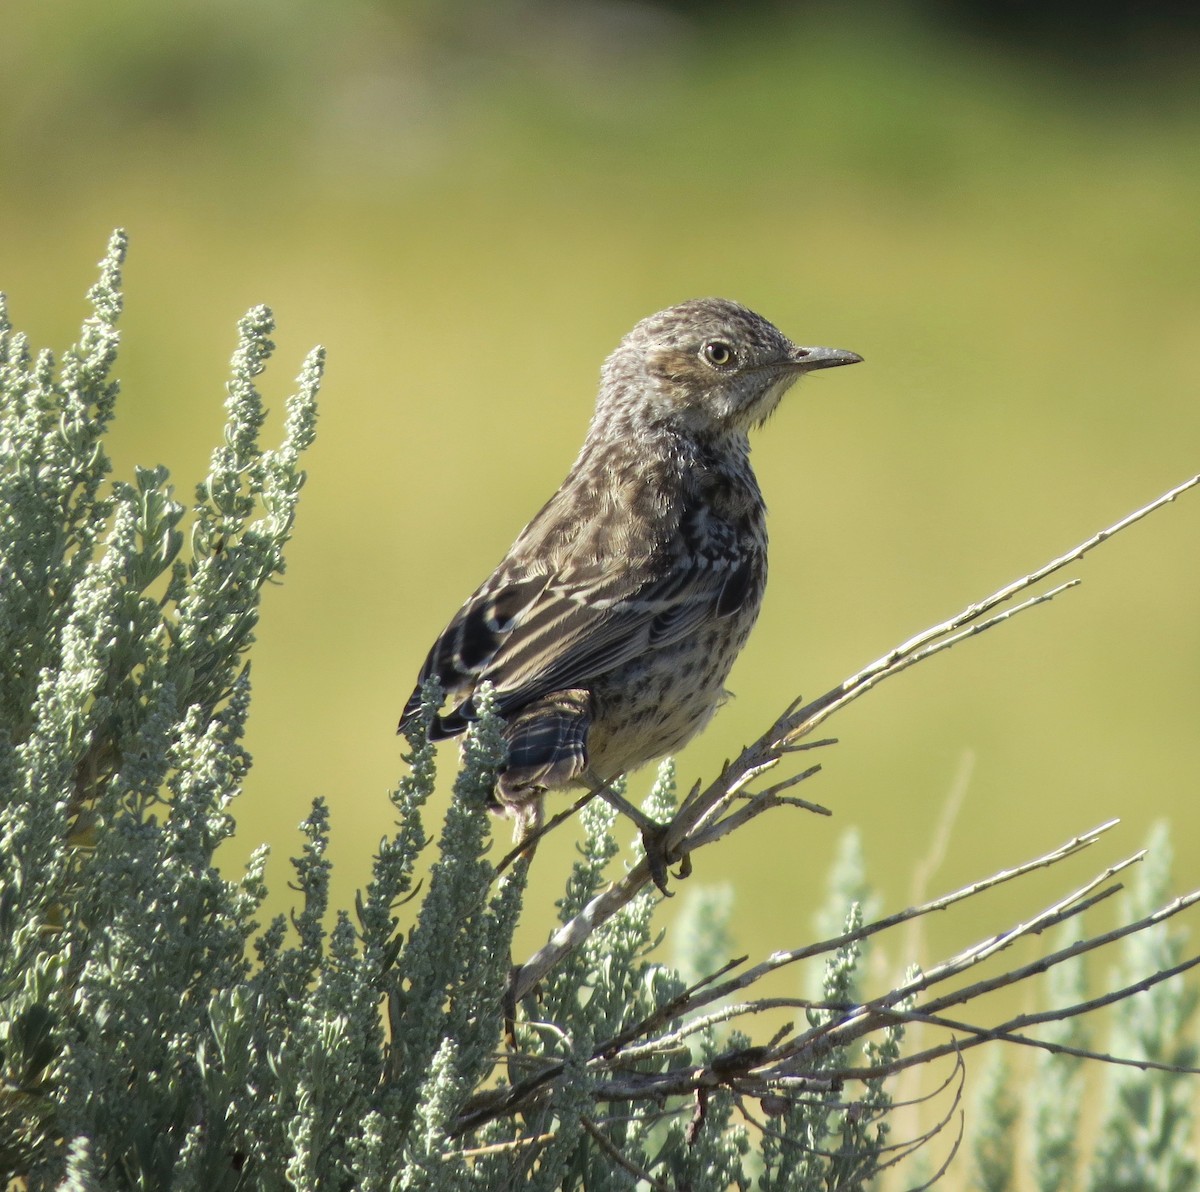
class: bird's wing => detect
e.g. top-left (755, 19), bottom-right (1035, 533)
top-left (398, 546), bottom-right (758, 738)
top-left (397, 568), bottom-right (553, 732)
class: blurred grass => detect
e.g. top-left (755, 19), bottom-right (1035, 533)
top-left (3, 1), bottom-right (1198, 1060)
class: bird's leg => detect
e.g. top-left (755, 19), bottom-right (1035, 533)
top-left (495, 787), bottom-right (602, 876)
top-left (494, 690), bottom-right (688, 891)
top-left (583, 770), bottom-right (685, 896)
top-left (583, 770), bottom-right (657, 831)
top-left (509, 794), bottom-right (545, 861)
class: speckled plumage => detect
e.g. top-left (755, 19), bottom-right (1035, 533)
top-left (399, 298), bottom-right (860, 822)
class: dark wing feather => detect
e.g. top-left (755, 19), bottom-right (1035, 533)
top-left (401, 545), bottom-right (757, 739)
top-left (397, 572), bottom-right (552, 732)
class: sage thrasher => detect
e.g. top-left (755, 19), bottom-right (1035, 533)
top-left (399, 298), bottom-right (860, 883)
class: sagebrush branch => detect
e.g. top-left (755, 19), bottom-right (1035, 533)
top-left (509, 473), bottom-right (1200, 1002)
top-left (458, 820), bottom-right (1200, 1136)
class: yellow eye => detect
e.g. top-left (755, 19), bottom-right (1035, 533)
top-left (702, 341), bottom-right (735, 367)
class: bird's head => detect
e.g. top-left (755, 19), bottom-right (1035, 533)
top-left (599, 297), bottom-right (861, 439)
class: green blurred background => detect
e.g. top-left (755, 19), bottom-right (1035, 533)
top-left (4, 0), bottom-right (1199, 1089)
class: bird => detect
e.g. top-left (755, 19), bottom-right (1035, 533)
top-left (399, 298), bottom-right (861, 885)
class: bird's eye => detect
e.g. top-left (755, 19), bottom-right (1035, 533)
top-left (702, 341), bottom-right (735, 368)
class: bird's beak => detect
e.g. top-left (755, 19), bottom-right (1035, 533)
top-left (787, 345), bottom-right (863, 372)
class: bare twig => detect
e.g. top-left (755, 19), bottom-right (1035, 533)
top-left (461, 835), bottom-right (1200, 1139)
top-left (512, 474), bottom-right (1200, 997)
top-left (580, 1117), bottom-right (675, 1191)
top-left (473, 475), bottom-right (1200, 1174)
top-left (591, 821), bottom-right (1122, 1021)
top-left (816, 472), bottom-right (1200, 720)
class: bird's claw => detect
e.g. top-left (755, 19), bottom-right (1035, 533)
top-left (641, 821), bottom-right (691, 896)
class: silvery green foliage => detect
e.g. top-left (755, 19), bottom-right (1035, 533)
top-left (0, 232), bottom-right (323, 1187)
top-left (672, 880), bottom-right (735, 991)
top-left (753, 835), bottom-right (909, 1192)
top-left (492, 764), bottom-right (754, 1192)
top-left (970, 824), bottom-right (1198, 1192)
top-left (1030, 922), bottom-right (1089, 1192)
top-left (757, 831), bottom-right (902, 1191)
top-left (971, 1052), bottom-right (1019, 1192)
top-left (1086, 823), bottom-right (1197, 1192)
top-left (2, 235), bottom-right (1053, 1191)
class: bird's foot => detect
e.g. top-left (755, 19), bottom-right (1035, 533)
top-left (638, 819), bottom-right (691, 896)
top-left (585, 773), bottom-right (691, 895)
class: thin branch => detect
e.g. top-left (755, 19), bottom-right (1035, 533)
top-left (476, 474), bottom-right (1200, 1158)
top-left (796, 891), bottom-right (1200, 1083)
top-left (885, 1003), bottom-right (1200, 1076)
top-left (475, 875), bottom-right (1200, 1132)
top-left (580, 1116), bottom-right (675, 1192)
top-left (635, 822), bottom-right (1124, 1024)
top-left (513, 811), bottom-right (1118, 1005)
top-left (456, 1133), bottom-right (556, 1159)
top-left (903, 884), bottom-right (1200, 1028)
top-left (778, 580), bottom-right (1080, 748)
top-left (495, 787), bottom-right (597, 875)
top-left (458, 934), bottom-right (1199, 1134)
top-left (512, 472), bottom-right (1200, 991)
top-left (824, 472), bottom-right (1200, 709)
